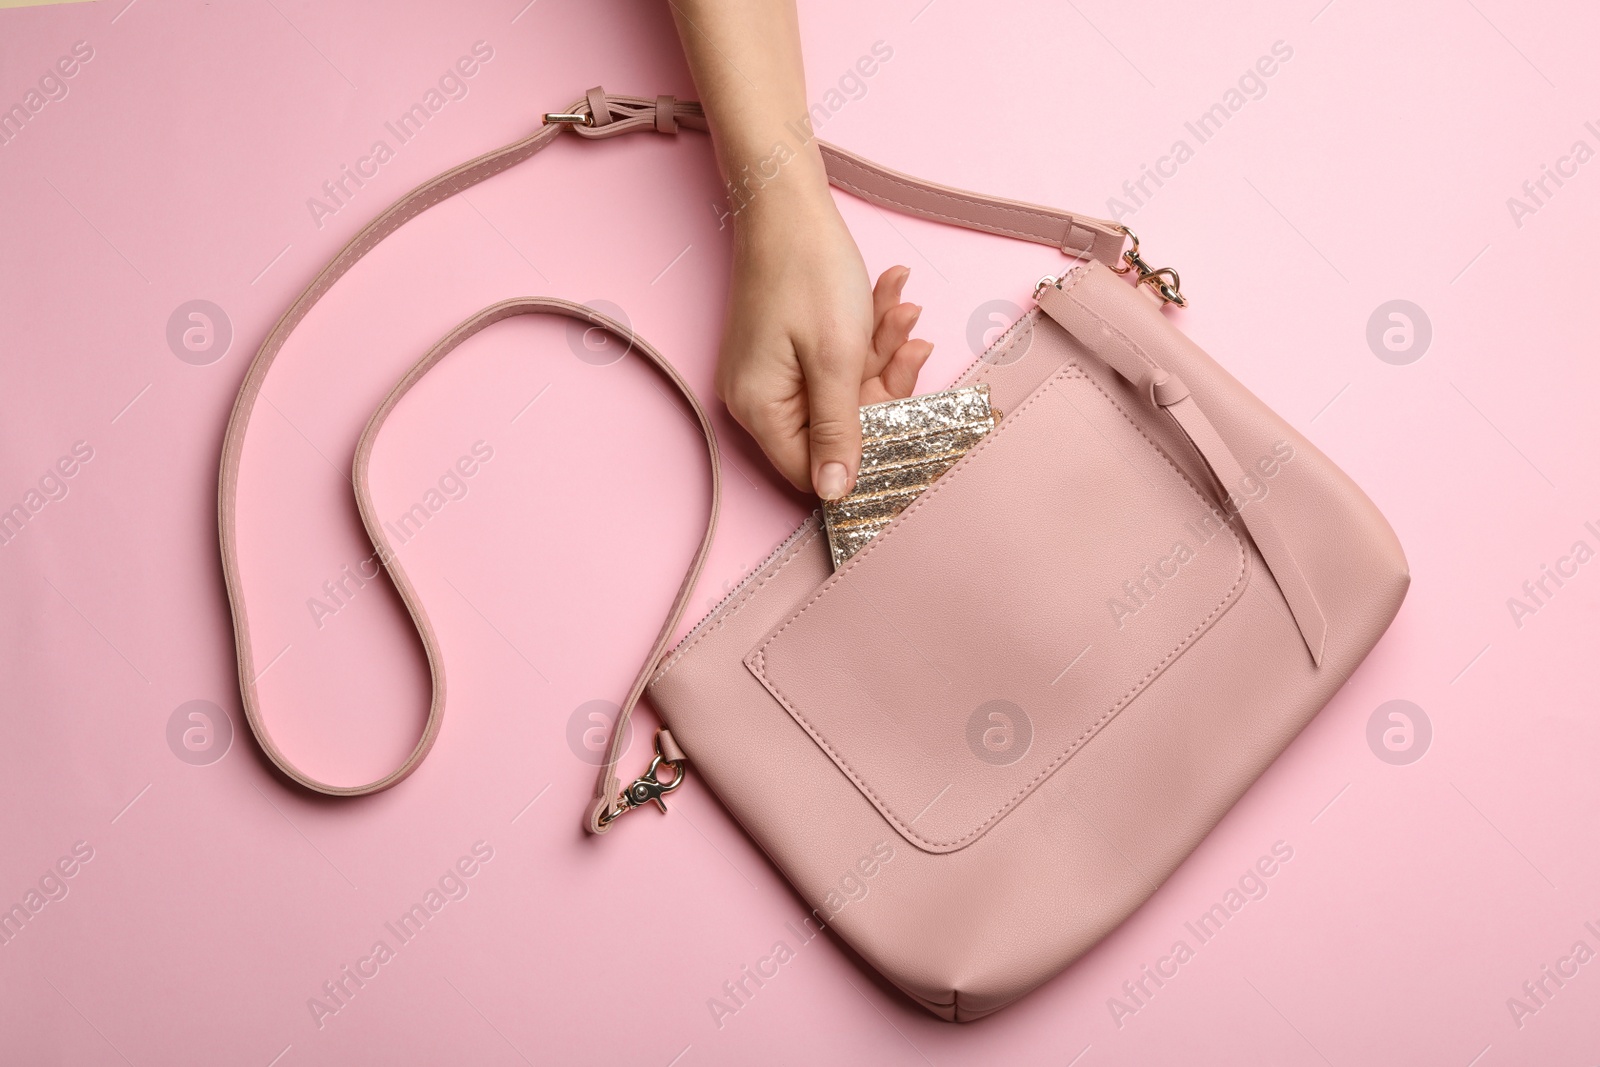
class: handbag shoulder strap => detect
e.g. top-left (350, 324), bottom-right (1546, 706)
top-left (216, 87), bottom-right (1130, 833)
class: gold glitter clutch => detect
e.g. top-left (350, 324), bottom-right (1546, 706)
top-left (822, 385), bottom-right (997, 569)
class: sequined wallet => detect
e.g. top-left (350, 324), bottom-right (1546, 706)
top-left (821, 385), bottom-right (997, 569)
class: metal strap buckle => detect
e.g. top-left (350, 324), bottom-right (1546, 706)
top-left (542, 111), bottom-right (594, 127)
top-left (596, 733), bottom-right (687, 826)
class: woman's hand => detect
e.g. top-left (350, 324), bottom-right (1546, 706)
top-left (669, 0), bottom-right (934, 499)
top-left (715, 180), bottom-right (933, 499)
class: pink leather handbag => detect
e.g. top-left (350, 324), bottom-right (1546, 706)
top-left (219, 89), bottom-right (1409, 1020)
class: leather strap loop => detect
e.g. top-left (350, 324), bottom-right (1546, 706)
top-left (574, 91), bottom-right (708, 141)
top-left (655, 94), bottom-right (678, 135)
top-left (1149, 373), bottom-right (1190, 408)
top-left (1063, 222), bottom-right (1104, 259)
top-left (657, 729), bottom-right (686, 765)
top-left (218, 86), bottom-right (1136, 820)
top-left (585, 85), bottom-right (613, 127)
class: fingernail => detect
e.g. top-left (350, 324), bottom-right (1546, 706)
top-left (817, 462), bottom-right (849, 500)
top-left (908, 304), bottom-right (923, 327)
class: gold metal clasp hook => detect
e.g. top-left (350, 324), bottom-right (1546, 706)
top-left (542, 111), bottom-right (594, 127)
top-left (1111, 225), bottom-right (1187, 307)
top-left (597, 733), bottom-right (687, 826)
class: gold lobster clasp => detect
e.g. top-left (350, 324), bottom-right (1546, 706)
top-left (1110, 225), bottom-right (1187, 307)
top-left (596, 733), bottom-right (687, 826)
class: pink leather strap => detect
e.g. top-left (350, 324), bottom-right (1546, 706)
top-left (216, 87), bottom-right (1132, 829)
top-left (349, 297), bottom-right (721, 833)
top-left (817, 141), bottom-right (1124, 261)
top-left (555, 92), bottom-right (1126, 260)
top-left (1036, 268), bottom-right (1328, 664)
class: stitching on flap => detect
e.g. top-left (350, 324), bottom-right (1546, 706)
top-left (748, 366), bottom-right (1248, 852)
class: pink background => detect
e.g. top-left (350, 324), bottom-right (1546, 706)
top-left (3, 0), bottom-right (1598, 1063)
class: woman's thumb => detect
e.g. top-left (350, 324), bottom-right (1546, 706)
top-left (805, 353), bottom-right (864, 501)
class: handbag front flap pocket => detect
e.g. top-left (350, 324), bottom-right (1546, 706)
top-left (745, 366), bottom-right (1249, 853)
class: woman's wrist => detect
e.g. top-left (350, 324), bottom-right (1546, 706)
top-left (721, 136), bottom-right (833, 238)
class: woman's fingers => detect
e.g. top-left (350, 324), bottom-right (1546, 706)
top-left (720, 263), bottom-right (930, 497)
top-left (871, 265), bottom-right (910, 326)
top-left (872, 301), bottom-right (921, 368)
top-left (875, 338), bottom-right (934, 402)
top-left (869, 267), bottom-right (915, 374)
